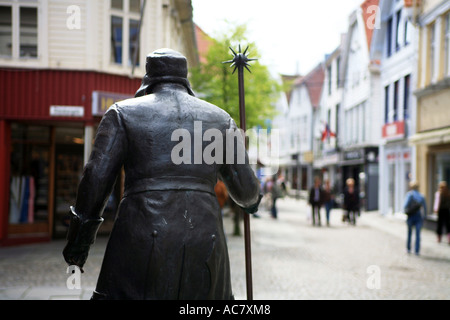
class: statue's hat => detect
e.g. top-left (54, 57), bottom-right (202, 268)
top-left (135, 48), bottom-right (195, 97)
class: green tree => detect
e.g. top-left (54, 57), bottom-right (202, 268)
top-left (190, 23), bottom-right (282, 129)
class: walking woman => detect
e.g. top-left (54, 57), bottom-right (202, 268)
top-left (433, 181), bottom-right (450, 244)
top-left (343, 178), bottom-right (359, 225)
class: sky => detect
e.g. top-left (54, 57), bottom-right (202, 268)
top-left (191, 0), bottom-right (364, 76)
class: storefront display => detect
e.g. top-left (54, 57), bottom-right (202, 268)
top-left (8, 124), bottom-right (50, 237)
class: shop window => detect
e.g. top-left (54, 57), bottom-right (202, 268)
top-left (53, 127), bottom-right (84, 238)
top-left (0, 6), bottom-right (12, 57)
top-left (435, 153), bottom-right (450, 189)
top-left (9, 124), bottom-right (50, 226)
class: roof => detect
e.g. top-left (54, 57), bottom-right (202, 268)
top-left (360, 0), bottom-right (380, 50)
top-left (194, 24), bottom-right (214, 64)
top-left (292, 63), bottom-right (325, 108)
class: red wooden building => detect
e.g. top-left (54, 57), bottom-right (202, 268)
top-left (0, 68), bottom-right (141, 245)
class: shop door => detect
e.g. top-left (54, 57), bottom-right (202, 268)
top-left (53, 127), bottom-right (84, 239)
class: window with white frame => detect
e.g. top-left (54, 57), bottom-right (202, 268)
top-left (395, 10), bottom-right (402, 52)
top-left (429, 22), bottom-right (436, 82)
top-left (0, 1), bottom-right (38, 59)
top-left (404, 75), bottom-right (410, 120)
top-left (110, 0), bottom-right (143, 67)
top-left (327, 64), bottom-right (332, 95)
top-left (386, 16), bottom-right (393, 57)
top-left (0, 6), bottom-right (12, 57)
top-left (445, 12), bottom-right (450, 76)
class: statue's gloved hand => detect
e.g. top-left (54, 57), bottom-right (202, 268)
top-left (242, 193), bottom-right (263, 215)
top-left (63, 243), bottom-right (90, 273)
top-left (62, 206), bottom-right (103, 273)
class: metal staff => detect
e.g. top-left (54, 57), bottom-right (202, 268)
top-left (223, 44), bottom-right (256, 300)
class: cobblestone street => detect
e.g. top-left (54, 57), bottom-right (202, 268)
top-left (0, 197), bottom-right (449, 300)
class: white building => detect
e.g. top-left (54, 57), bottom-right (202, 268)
top-left (339, 0), bottom-right (382, 211)
top-left (0, 0), bottom-right (198, 77)
top-left (314, 34), bottom-right (346, 192)
top-left (281, 64), bottom-right (324, 193)
top-left (371, 0), bottom-right (419, 216)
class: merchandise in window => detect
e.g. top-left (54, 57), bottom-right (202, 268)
top-left (10, 124), bottom-right (50, 224)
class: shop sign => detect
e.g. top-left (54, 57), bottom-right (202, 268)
top-left (92, 91), bottom-right (133, 116)
top-left (382, 121), bottom-right (405, 140)
top-left (50, 105), bottom-right (84, 117)
top-left (344, 150), bottom-right (363, 161)
top-left (302, 151), bottom-right (314, 163)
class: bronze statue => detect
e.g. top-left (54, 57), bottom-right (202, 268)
top-left (62, 48), bottom-right (262, 300)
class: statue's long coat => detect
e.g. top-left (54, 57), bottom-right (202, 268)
top-left (74, 84), bottom-right (261, 300)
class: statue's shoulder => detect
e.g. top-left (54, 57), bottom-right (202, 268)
top-left (186, 94), bottom-right (231, 119)
top-left (114, 95), bottom-right (158, 109)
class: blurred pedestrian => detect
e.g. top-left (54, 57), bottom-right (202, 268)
top-left (270, 175), bottom-right (282, 219)
top-left (323, 179), bottom-right (334, 227)
top-left (403, 181), bottom-right (427, 255)
top-left (343, 178), bottom-right (359, 225)
top-left (308, 176), bottom-right (324, 226)
top-left (433, 181), bottom-right (450, 244)
top-left (262, 176), bottom-right (273, 212)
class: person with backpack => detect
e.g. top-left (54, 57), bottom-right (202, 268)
top-left (403, 181), bottom-right (427, 255)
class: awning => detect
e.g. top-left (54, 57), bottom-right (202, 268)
top-left (409, 127), bottom-right (450, 145)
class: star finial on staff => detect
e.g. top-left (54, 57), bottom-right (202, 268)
top-left (223, 44), bottom-right (257, 74)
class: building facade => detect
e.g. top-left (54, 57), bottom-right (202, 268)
top-left (371, 0), bottom-right (419, 216)
top-left (314, 34), bottom-right (345, 194)
top-left (339, 0), bottom-right (381, 211)
top-left (411, 0), bottom-right (450, 227)
top-left (283, 64), bottom-right (324, 194)
top-left (0, 0), bottom-right (198, 245)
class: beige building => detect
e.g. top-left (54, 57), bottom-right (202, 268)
top-left (411, 0), bottom-right (450, 223)
top-left (0, 0), bottom-right (198, 76)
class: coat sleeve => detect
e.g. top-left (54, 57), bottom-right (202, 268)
top-left (74, 105), bottom-right (128, 221)
top-left (219, 118), bottom-right (262, 213)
